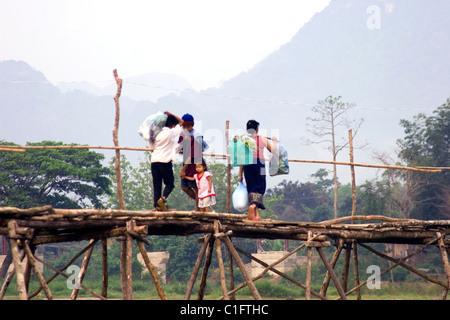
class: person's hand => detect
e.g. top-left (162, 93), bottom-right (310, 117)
top-left (272, 136), bottom-right (277, 142)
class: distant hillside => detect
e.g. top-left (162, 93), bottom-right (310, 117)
top-left (0, 60), bottom-right (156, 150)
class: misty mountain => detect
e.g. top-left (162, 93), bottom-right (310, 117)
top-left (153, 0), bottom-right (450, 183)
top-left (0, 60), bottom-right (157, 153)
top-left (1, 0), bottom-right (449, 186)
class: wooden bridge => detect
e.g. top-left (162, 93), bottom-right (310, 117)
top-left (1, 205), bottom-right (449, 300)
top-left (1, 70), bottom-right (449, 300)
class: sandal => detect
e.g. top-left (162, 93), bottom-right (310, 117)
top-left (157, 197), bottom-right (168, 211)
top-left (253, 217), bottom-right (261, 221)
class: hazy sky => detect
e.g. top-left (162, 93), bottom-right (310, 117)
top-left (0, 0), bottom-right (330, 90)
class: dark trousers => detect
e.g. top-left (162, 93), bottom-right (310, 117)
top-left (151, 161), bottom-right (175, 208)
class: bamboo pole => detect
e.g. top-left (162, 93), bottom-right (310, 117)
top-left (1, 144), bottom-right (443, 173)
top-left (28, 239), bottom-right (98, 299)
top-left (221, 235), bottom-right (262, 300)
top-left (436, 232), bottom-right (450, 299)
top-left (122, 221), bottom-right (134, 300)
top-left (225, 121), bottom-right (232, 213)
top-left (352, 240), bottom-right (361, 300)
top-left (227, 239), bottom-right (235, 300)
top-left (136, 240), bottom-right (167, 300)
top-left (234, 246), bottom-right (327, 300)
top-left (0, 250), bottom-right (24, 300)
top-left (342, 234), bottom-right (446, 299)
top-left (214, 221), bottom-right (229, 299)
top-left (305, 246), bottom-right (312, 300)
top-left (320, 238), bottom-right (344, 297)
top-left (341, 242), bottom-right (351, 293)
top-left (33, 255), bottom-right (106, 300)
top-left (359, 243), bottom-right (448, 288)
top-left (197, 236), bottom-right (214, 300)
top-left (21, 240), bottom-right (53, 300)
top-left (101, 239), bottom-right (108, 298)
top-left (348, 130), bottom-right (357, 217)
top-left (185, 234), bottom-right (211, 300)
top-left (316, 247), bottom-right (347, 300)
top-left (71, 239), bottom-right (97, 300)
top-left (0, 147), bottom-right (25, 153)
top-left (219, 234), bottom-right (323, 300)
top-left (7, 221), bottom-right (27, 300)
top-left (0, 145), bottom-right (152, 152)
top-left (0, 262), bottom-right (15, 299)
top-left (112, 69), bottom-right (125, 211)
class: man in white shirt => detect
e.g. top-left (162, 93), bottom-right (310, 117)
top-left (151, 111), bottom-right (183, 211)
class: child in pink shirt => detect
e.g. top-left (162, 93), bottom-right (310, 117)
top-left (192, 161), bottom-right (216, 212)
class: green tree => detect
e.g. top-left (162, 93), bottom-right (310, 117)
top-left (397, 100), bottom-right (450, 219)
top-left (0, 141), bottom-right (111, 209)
top-left (267, 169), bottom-right (334, 222)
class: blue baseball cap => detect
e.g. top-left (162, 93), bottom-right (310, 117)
top-left (182, 113), bottom-right (194, 123)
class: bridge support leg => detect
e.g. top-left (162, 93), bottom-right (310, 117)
top-left (437, 232), bottom-right (450, 300)
top-left (221, 235), bottom-right (261, 300)
top-left (7, 221), bottom-right (27, 300)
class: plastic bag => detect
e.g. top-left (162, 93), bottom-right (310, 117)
top-left (232, 182), bottom-right (249, 212)
top-left (228, 135), bottom-right (254, 166)
top-left (138, 111), bottom-right (168, 144)
top-left (269, 141), bottom-right (289, 176)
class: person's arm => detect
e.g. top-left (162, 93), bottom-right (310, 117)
top-left (238, 166), bottom-right (244, 182)
top-left (164, 111), bottom-right (184, 126)
top-left (206, 175), bottom-right (213, 193)
top-left (180, 163), bottom-right (188, 178)
top-left (263, 136), bottom-right (277, 153)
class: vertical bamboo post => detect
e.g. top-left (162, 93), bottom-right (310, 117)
top-left (113, 69), bottom-right (125, 210)
top-left (197, 236), bottom-right (214, 300)
top-left (225, 120), bottom-right (231, 213)
top-left (214, 221), bottom-right (229, 300)
top-left (305, 246), bottom-right (312, 300)
top-left (101, 239), bottom-right (108, 298)
top-left (221, 235), bottom-right (262, 300)
top-left (71, 239), bottom-right (96, 300)
top-left (121, 221), bottom-right (133, 300)
top-left (341, 242), bottom-right (352, 292)
top-left (224, 121), bottom-right (236, 300)
top-left (348, 129), bottom-right (356, 218)
top-left (437, 232), bottom-right (450, 300)
top-left (7, 221), bottom-right (27, 300)
top-left (352, 240), bottom-right (361, 300)
top-left (136, 240), bottom-right (167, 300)
top-left (185, 234), bottom-right (211, 300)
top-left (21, 240), bottom-right (53, 300)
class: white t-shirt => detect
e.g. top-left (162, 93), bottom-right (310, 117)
top-left (194, 171), bottom-right (216, 199)
top-left (150, 124), bottom-right (182, 163)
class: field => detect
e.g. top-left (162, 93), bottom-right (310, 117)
top-left (2, 275), bottom-right (445, 300)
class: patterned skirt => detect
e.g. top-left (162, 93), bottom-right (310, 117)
top-left (243, 159), bottom-right (266, 210)
top-left (198, 196), bottom-right (217, 208)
